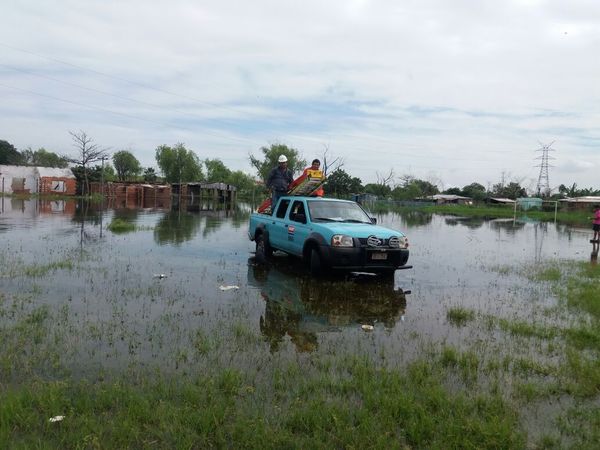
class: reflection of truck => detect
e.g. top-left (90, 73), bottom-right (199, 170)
top-left (248, 196), bottom-right (410, 275)
top-left (247, 260), bottom-right (407, 352)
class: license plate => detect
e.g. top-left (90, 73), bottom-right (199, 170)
top-left (371, 252), bottom-right (387, 260)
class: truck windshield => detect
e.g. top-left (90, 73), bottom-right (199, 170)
top-left (308, 200), bottom-right (372, 223)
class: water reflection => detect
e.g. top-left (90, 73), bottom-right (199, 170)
top-left (592, 241), bottom-right (599, 265)
top-left (247, 259), bottom-right (407, 353)
top-left (154, 210), bottom-right (203, 245)
top-left (445, 216), bottom-right (485, 229)
top-left (153, 207), bottom-right (251, 244)
top-left (393, 210), bottom-right (433, 227)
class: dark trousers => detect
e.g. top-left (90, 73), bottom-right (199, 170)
top-left (271, 191), bottom-right (286, 213)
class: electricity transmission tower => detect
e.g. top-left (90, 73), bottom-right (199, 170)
top-left (535, 141), bottom-right (555, 197)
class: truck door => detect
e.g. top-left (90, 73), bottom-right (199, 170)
top-left (269, 199), bottom-right (291, 250)
top-left (287, 200), bottom-right (310, 256)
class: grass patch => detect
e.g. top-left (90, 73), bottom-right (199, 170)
top-left (535, 266), bottom-right (562, 282)
top-left (107, 218), bottom-right (136, 233)
top-left (446, 307), bottom-right (476, 326)
top-left (498, 318), bottom-right (558, 340)
top-left (22, 260), bottom-right (74, 277)
top-left (0, 361), bottom-right (526, 449)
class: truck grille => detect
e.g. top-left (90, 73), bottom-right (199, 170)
top-left (359, 236), bottom-right (388, 247)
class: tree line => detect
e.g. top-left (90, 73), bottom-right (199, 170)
top-left (2, 135), bottom-right (599, 200)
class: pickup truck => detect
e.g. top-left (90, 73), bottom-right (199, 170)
top-left (248, 196), bottom-right (410, 275)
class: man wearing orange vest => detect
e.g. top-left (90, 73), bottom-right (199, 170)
top-left (301, 159), bottom-right (325, 197)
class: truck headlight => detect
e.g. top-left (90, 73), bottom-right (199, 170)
top-left (399, 236), bottom-right (409, 249)
top-left (389, 236), bottom-right (409, 249)
top-left (331, 235), bottom-right (354, 247)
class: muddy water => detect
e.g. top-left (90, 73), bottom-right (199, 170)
top-left (0, 198), bottom-right (594, 373)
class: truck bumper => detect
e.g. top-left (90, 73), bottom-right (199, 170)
top-left (319, 246), bottom-right (409, 271)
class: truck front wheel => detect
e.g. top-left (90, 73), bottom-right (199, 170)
top-left (309, 248), bottom-right (323, 276)
top-left (255, 234), bottom-right (272, 263)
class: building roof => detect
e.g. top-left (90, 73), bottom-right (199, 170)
top-left (488, 197), bottom-right (516, 204)
top-left (0, 164), bottom-right (36, 176)
top-left (560, 196), bottom-right (600, 203)
top-left (1, 165), bottom-right (74, 178)
top-left (36, 167), bottom-right (75, 178)
top-left (429, 194), bottom-right (472, 201)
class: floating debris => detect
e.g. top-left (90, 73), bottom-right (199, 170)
top-left (153, 274), bottom-right (167, 279)
top-left (49, 415), bottom-right (65, 423)
top-left (361, 324), bottom-right (374, 332)
top-left (219, 285), bottom-right (239, 291)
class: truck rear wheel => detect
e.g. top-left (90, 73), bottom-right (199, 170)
top-left (255, 234), bottom-right (272, 263)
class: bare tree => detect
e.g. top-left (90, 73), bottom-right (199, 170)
top-left (376, 168), bottom-right (395, 187)
top-left (398, 173), bottom-right (415, 188)
top-left (67, 131), bottom-right (109, 195)
top-left (320, 144), bottom-right (344, 175)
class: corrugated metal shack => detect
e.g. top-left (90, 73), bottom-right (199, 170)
top-left (172, 182), bottom-right (237, 204)
top-left (426, 194), bottom-right (473, 205)
top-left (560, 196), bottom-right (600, 210)
top-left (0, 165), bottom-right (76, 195)
top-left (90, 182), bottom-right (172, 208)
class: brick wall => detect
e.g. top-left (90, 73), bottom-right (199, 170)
top-left (38, 177), bottom-right (77, 195)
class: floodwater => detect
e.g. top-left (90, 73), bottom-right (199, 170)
top-left (0, 197), bottom-right (595, 375)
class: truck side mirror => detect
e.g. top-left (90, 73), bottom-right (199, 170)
top-left (370, 217), bottom-right (377, 224)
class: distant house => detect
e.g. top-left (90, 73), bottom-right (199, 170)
top-left (37, 167), bottom-right (77, 195)
top-left (424, 194), bottom-right (473, 205)
top-left (516, 197), bottom-right (543, 210)
top-left (0, 165), bottom-right (76, 195)
top-left (559, 196), bottom-right (600, 210)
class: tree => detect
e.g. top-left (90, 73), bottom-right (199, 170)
top-left (155, 143), bottom-right (202, 183)
top-left (21, 147), bottom-right (68, 168)
top-left (462, 182), bottom-right (487, 201)
top-left (364, 183), bottom-right (392, 198)
top-left (412, 179), bottom-right (439, 196)
top-left (391, 183), bottom-right (421, 200)
top-left (363, 168), bottom-right (396, 198)
top-left (0, 140), bottom-right (23, 165)
top-left (143, 167), bottom-right (158, 183)
top-left (249, 143), bottom-right (306, 183)
top-left (491, 181), bottom-right (526, 199)
top-left (320, 145), bottom-right (344, 175)
top-left (71, 164), bottom-right (115, 194)
top-left (443, 187), bottom-right (462, 195)
top-left (66, 131), bottom-right (109, 196)
top-left (390, 179), bottom-right (439, 200)
top-left (204, 158), bottom-right (232, 183)
top-left (557, 183), bottom-right (600, 197)
top-left (324, 169), bottom-right (363, 197)
top-left (227, 170), bottom-right (257, 196)
top-left (112, 150), bottom-right (142, 181)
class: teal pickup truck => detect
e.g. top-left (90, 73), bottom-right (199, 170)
top-left (248, 196), bottom-right (410, 275)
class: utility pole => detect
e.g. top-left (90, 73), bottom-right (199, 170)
top-left (535, 141), bottom-right (555, 197)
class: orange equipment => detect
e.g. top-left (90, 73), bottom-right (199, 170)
top-left (257, 169), bottom-right (326, 214)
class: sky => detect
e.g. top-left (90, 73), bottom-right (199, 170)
top-left (1, 0), bottom-right (599, 192)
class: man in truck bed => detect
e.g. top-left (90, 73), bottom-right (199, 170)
top-left (266, 155), bottom-right (293, 211)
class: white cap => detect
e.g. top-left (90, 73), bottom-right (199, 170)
top-left (278, 155), bottom-right (288, 163)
